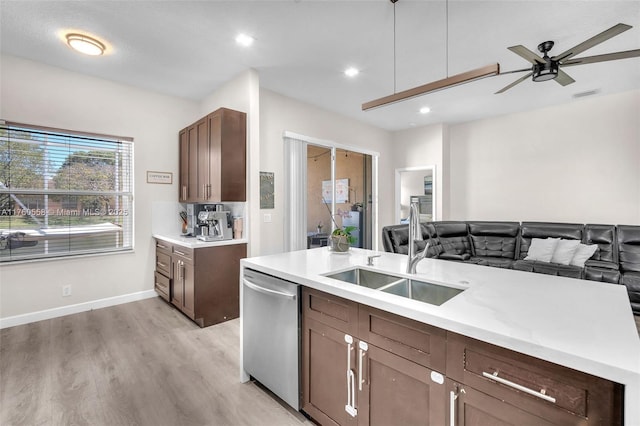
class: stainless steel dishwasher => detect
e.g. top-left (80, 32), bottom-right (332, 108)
top-left (242, 268), bottom-right (300, 410)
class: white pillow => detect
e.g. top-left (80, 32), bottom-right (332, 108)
top-left (570, 243), bottom-right (598, 267)
top-left (525, 238), bottom-right (559, 262)
top-left (550, 239), bottom-right (581, 265)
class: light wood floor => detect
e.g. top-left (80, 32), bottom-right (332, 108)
top-left (0, 297), bottom-right (313, 426)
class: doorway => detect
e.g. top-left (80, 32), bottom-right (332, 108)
top-left (395, 166), bottom-right (436, 224)
top-left (284, 133), bottom-right (377, 251)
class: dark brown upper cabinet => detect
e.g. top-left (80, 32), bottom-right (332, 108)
top-left (179, 108), bottom-right (246, 203)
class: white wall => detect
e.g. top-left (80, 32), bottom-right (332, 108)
top-left (391, 124), bottom-right (446, 220)
top-left (0, 55), bottom-right (200, 319)
top-left (258, 88), bottom-right (393, 255)
top-left (448, 90), bottom-right (640, 225)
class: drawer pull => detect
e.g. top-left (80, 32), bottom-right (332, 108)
top-left (157, 244), bottom-right (168, 249)
top-left (157, 262), bottom-right (168, 268)
top-left (174, 249), bottom-right (188, 256)
top-left (482, 371), bottom-right (556, 403)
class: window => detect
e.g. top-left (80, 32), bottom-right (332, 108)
top-left (0, 122), bottom-right (133, 262)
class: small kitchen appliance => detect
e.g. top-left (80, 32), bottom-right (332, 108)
top-left (196, 205), bottom-right (233, 241)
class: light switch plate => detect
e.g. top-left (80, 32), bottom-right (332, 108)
top-left (263, 213), bottom-right (272, 223)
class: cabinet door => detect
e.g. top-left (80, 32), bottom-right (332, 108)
top-left (182, 260), bottom-right (195, 319)
top-left (302, 317), bottom-right (357, 426)
top-left (171, 259), bottom-right (184, 308)
top-left (185, 120), bottom-right (204, 202)
top-left (194, 117), bottom-right (209, 201)
top-left (359, 344), bottom-right (446, 425)
top-left (447, 381), bottom-right (556, 426)
top-left (178, 128), bottom-right (189, 202)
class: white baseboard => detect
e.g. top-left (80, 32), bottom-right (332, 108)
top-left (0, 289), bottom-right (158, 329)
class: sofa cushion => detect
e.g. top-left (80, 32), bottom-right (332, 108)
top-left (550, 239), bottom-right (581, 265)
top-left (569, 243), bottom-right (599, 267)
top-left (621, 272), bottom-right (640, 314)
top-left (434, 222), bottom-right (471, 257)
top-left (584, 224), bottom-right (618, 266)
top-left (525, 238), bottom-right (559, 262)
top-left (513, 260), bottom-right (583, 279)
top-left (584, 267), bottom-right (621, 284)
top-left (518, 222), bottom-right (583, 260)
top-left (468, 221), bottom-right (519, 259)
top-left (470, 256), bottom-right (515, 269)
top-left (617, 225), bottom-right (640, 273)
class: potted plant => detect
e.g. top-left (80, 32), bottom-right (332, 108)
top-left (331, 225), bottom-right (357, 252)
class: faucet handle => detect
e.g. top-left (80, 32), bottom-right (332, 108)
top-left (367, 254), bottom-right (381, 266)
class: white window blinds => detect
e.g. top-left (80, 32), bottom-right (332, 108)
top-left (0, 122), bottom-right (134, 262)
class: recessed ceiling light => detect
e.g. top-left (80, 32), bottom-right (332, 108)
top-left (344, 67), bottom-right (359, 77)
top-left (236, 33), bottom-right (255, 47)
top-left (419, 106), bottom-right (431, 114)
top-left (65, 33), bottom-right (105, 56)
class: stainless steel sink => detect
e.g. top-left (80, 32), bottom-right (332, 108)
top-left (325, 267), bottom-right (464, 306)
top-left (379, 279), bottom-right (463, 306)
top-left (325, 268), bottom-right (405, 289)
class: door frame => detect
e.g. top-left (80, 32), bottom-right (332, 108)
top-left (284, 131), bottom-right (379, 251)
top-left (394, 165), bottom-right (437, 224)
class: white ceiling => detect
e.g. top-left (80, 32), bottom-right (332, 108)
top-left (1, 0), bottom-right (639, 131)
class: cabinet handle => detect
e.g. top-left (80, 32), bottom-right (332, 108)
top-left (157, 243), bottom-right (168, 249)
top-left (358, 341), bottom-right (368, 391)
top-left (344, 334), bottom-right (357, 417)
top-left (157, 262), bottom-right (167, 268)
top-left (174, 249), bottom-right (187, 256)
top-left (243, 279), bottom-right (296, 300)
top-left (182, 186), bottom-right (187, 200)
top-left (449, 386), bottom-right (465, 426)
top-left (207, 184), bottom-right (211, 199)
top-left (482, 371), bottom-right (556, 403)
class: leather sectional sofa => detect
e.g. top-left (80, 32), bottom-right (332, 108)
top-left (381, 221), bottom-right (640, 315)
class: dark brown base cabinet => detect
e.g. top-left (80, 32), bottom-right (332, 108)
top-left (301, 288), bottom-right (623, 426)
top-left (154, 238), bottom-right (246, 327)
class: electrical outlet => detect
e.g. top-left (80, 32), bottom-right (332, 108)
top-left (62, 285), bottom-right (72, 297)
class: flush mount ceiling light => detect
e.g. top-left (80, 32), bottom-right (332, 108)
top-left (419, 106), bottom-right (431, 114)
top-left (236, 33), bottom-right (255, 47)
top-left (344, 67), bottom-right (360, 77)
top-left (362, 0), bottom-right (499, 111)
top-left (65, 33), bottom-right (105, 56)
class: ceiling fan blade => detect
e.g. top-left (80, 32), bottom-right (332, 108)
top-left (562, 48), bottom-right (640, 67)
top-left (554, 69), bottom-right (576, 86)
top-left (508, 45), bottom-right (545, 64)
top-left (495, 72), bottom-right (533, 94)
top-left (552, 23), bottom-right (632, 62)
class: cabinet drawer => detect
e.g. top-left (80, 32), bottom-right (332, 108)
top-left (155, 239), bottom-right (172, 253)
top-left (358, 305), bottom-right (446, 372)
top-left (156, 252), bottom-right (171, 277)
top-left (172, 245), bottom-right (193, 262)
top-left (302, 287), bottom-right (358, 335)
top-left (154, 271), bottom-right (170, 301)
top-left (446, 332), bottom-right (623, 424)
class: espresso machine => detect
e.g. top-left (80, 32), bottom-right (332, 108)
top-left (195, 204), bottom-right (233, 241)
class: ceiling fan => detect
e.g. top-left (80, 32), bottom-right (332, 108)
top-left (496, 23), bottom-right (640, 94)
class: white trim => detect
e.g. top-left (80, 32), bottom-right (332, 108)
top-left (0, 289), bottom-right (157, 329)
top-left (283, 130), bottom-right (380, 158)
top-left (395, 165), bottom-right (437, 224)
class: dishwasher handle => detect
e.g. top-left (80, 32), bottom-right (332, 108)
top-left (243, 278), bottom-right (297, 300)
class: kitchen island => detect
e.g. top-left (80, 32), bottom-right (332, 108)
top-left (240, 247), bottom-right (640, 424)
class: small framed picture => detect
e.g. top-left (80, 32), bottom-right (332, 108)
top-left (146, 171), bottom-right (173, 184)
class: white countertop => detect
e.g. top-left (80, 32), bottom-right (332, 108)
top-left (153, 233), bottom-right (247, 249)
top-left (241, 247), bottom-right (640, 423)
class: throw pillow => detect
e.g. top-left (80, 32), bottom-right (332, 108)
top-left (550, 239), bottom-right (581, 265)
top-left (570, 243), bottom-right (598, 267)
top-left (525, 238), bottom-right (559, 262)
